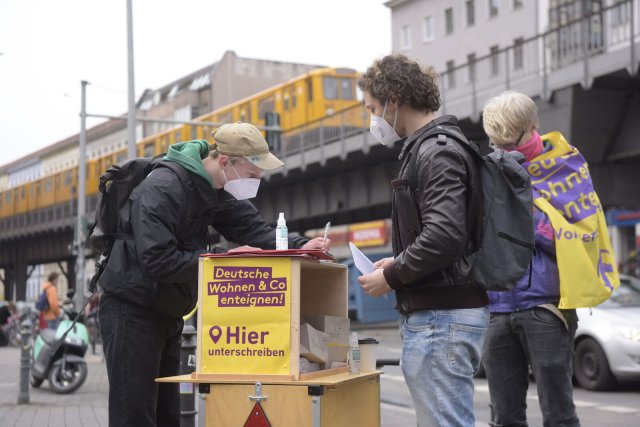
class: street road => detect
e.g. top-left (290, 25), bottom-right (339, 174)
top-left (356, 327), bottom-right (640, 427)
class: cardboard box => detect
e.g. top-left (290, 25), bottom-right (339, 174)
top-left (300, 323), bottom-right (329, 363)
top-left (328, 343), bottom-right (350, 365)
top-left (299, 357), bottom-right (320, 373)
top-left (306, 315), bottom-right (350, 344)
top-left (306, 315), bottom-right (350, 365)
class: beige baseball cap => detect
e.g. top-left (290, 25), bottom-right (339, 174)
top-left (212, 122), bottom-right (284, 170)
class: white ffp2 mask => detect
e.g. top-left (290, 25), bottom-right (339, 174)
top-left (369, 101), bottom-right (401, 145)
top-left (222, 163), bottom-right (260, 200)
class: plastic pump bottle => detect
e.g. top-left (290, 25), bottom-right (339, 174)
top-left (349, 332), bottom-right (360, 374)
top-left (276, 212), bottom-right (288, 250)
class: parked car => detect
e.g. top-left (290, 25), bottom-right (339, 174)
top-left (574, 274), bottom-right (640, 391)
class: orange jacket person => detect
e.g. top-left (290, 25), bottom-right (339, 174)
top-left (41, 272), bottom-right (61, 329)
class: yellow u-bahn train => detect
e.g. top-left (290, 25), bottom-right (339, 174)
top-left (0, 67), bottom-right (363, 222)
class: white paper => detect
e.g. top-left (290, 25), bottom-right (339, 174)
top-left (349, 242), bottom-right (376, 275)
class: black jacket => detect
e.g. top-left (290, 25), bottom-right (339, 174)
top-left (98, 164), bottom-right (308, 318)
top-left (383, 116), bottom-right (488, 314)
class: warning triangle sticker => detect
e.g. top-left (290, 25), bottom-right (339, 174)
top-left (243, 402), bottom-right (272, 427)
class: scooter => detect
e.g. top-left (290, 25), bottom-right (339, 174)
top-left (30, 290), bottom-right (89, 394)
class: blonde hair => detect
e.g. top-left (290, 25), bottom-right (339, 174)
top-left (482, 91), bottom-right (539, 144)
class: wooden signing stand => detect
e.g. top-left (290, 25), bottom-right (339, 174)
top-left (157, 253), bottom-right (381, 427)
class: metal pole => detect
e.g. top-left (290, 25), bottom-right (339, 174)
top-left (631, 0), bottom-right (636, 74)
top-left (77, 80), bottom-right (88, 308)
top-left (17, 314), bottom-right (33, 404)
top-left (180, 325), bottom-right (197, 427)
top-left (126, 0), bottom-right (137, 160)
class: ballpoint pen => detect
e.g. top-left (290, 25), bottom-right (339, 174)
top-left (322, 221), bottom-right (331, 246)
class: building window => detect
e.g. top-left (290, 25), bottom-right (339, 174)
top-left (446, 60), bottom-right (456, 89)
top-left (490, 45), bottom-right (500, 76)
top-left (445, 8), bottom-right (454, 35)
top-left (466, 1), bottom-right (475, 27)
top-left (401, 25), bottom-right (412, 49)
top-left (423, 16), bottom-right (434, 42)
top-left (467, 54), bottom-right (476, 83)
top-left (513, 0), bottom-right (524, 10)
top-left (612, 2), bottom-right (630, 26)
top-left (513, 38), bottom-right (524, 70)
top-left (489, 0), bottom-right (499, 18)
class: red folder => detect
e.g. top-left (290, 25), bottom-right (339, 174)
top-left (201, 249), bottom-right (335, 261)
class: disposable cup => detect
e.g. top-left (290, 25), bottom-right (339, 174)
top-left (358, 338), bottom-right (379, 372)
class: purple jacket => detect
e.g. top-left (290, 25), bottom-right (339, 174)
top-left (488, 210), bottom-right (560, 312)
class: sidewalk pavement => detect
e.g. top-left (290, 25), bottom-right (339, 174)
top-left (0, 346), bottom-right (108, 427)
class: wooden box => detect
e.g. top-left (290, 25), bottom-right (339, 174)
top-left (195, 256), bottom-right (348, 381)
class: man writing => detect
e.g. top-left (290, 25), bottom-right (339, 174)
top-left (98, 122), bottom-right (328, 427)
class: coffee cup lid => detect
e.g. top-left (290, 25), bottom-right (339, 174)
top-left (358, 338), bottom-right (379, 345)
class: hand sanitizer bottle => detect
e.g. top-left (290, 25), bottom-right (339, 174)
top-left (349, 332), bottom-right (360, 374)
top-left (276, 212), bottom-right (288, 250)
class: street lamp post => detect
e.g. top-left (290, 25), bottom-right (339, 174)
top-left (77, 80), bottom-right (88, 309)
top-left (126, 0), bottom-right (137, 160)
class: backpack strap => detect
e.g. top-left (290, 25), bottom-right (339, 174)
top-left (406, 126), bottom-right (477, 192)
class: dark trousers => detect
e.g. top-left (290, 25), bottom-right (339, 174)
top-left (482, 307), bottom-right (580, 427)
top-left (100, 295), bottom-right (183, 427)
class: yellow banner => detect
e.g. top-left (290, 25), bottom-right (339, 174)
top-left (527, 132), bottom-right (620, 308)
top-left (199, 257), bottom-right (291, 375)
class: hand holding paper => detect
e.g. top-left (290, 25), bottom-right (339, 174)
top-left (349, 242), bottom-right (376, 275)
top-left (350, 242), bottom-right (392, 299)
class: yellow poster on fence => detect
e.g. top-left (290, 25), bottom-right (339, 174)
top-left (199, 257), bottom-right (291, 375)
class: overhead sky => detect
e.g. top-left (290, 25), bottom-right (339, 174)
top-left (0, 0), bottom-right (391, 167)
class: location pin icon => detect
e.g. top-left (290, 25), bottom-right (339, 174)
top-left (209, 326), bottom-right (222, 344)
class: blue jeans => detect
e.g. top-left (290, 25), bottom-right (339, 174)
top-left (401, 307), bottom-right (489, 427)
top-left (482, 307), bottom-right (580, 427)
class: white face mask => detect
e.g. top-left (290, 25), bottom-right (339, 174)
top-left (222, 162), bottom-right (260, 200)
top-left (369, 100), bottom-right (401, 145)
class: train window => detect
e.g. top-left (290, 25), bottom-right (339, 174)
top-left (258, 97), bottom-right (275, 118)
top-left (340, 79), bottom-right (354, 100)
top-left (292, 94), bottom-right (297, 109)
top-left (64, 171), bottom-right (72, 187)
top-left (175, 131), bottom-right (181, 144)
top-left (283, 93), bottom-right (290, 111)
top-left (21, 187), bottom-right (25, 199)
top-left (323, 77), bottom-right (339, 100)
top-left (5, 192), bottom-right (10, 204)
top-left (144, 143), bottom-right (155, 157)
top-left (307, 79), bottom-right (313, 102)
top-left (45, 178), bottom-right (52, 193)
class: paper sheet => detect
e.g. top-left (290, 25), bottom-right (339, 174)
top-left (349, 242), bottom-right (376, 275)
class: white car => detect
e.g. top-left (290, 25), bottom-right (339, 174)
top-left (574, 274), bottom-right (640, 390)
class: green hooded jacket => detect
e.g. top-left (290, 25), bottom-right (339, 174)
top-left (163, 139), bottom-right (212, 187)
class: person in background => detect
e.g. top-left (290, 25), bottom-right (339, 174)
top-left (0, 302), bottom-right (17, 346)
top-left (41, 272), bottom-right (61, 329)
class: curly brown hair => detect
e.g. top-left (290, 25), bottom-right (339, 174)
top-left (358, 54), bottom-right (441, 113)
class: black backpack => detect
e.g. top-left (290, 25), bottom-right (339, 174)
top-left (88, 155), bottom-right (192, 292)
top-left (406, 126), bottom-right (535, 292)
